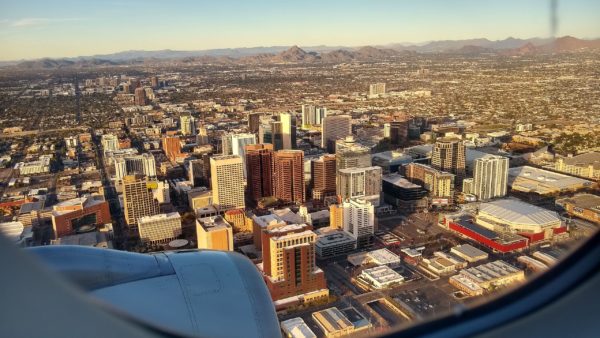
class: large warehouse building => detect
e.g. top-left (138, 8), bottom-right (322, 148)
top-left (508, 166), bottom-right (595, 196)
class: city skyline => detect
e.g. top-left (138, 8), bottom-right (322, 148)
top-left (1, 0), bottom-right (600, 61)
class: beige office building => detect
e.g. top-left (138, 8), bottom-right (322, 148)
top-left (123, 175), bottom-right (160, 227)
top-left (137, 212), bottom-right (182, 244)
top-left (196, 216), bottom-right (234, 251)
top-left (210, 155), bottom-right (245, 211)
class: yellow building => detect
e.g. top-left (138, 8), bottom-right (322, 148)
top-left (122, 175), bottom-right (160, 227)
top-left (210, 155), bottom-right (245, 211)
top-left (188, 189), bottom-right (213, 210)
top-left (224, 208), bottom-right (253, 232)
top-left (329, 203), bottom-right (343, 230)
top-left (196, 216), bottom-right (234, 251)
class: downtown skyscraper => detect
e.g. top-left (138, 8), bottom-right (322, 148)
top-left (472, 155), bottom-right (509, 201)
top-left (123, 175), bottom-right (160, 228)
top-left (246, 144), bottom-right (275, 203)
top-left (210, 155), bottom-right (245, 211)
top-left (431, 138), bottom-right (466, 185)
top-left (274, 150), bottom-right (305, 204)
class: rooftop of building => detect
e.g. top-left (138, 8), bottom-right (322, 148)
top-left (253, 213), bottom-right (286, 228)
top-left (449, 274), bottom-right (483, 292)
top-left (361, 265), bottom-right (404, 284)
top-left (54, 195), bottom-right (105, 209)
top-left (479, 198), bottom-right (561, 226)
top-left (461, 260), bottom-right (522, 283)
top-left (210, 154), bottom-right (242, 161)
top-left (451, 244), bottom-right (489, 259)
top-left (280, 318), bottom-right (317, 338)
top-left (315, 228), bottom-right (356, 246)
top-left (272, 208), bottom-right (304, 224)
top-left (308, 209), bottom-right (329, 220)
top-left (312, 307), bottom-right (353, 333)
top-left (557, 193), bottom-right (600, 211)
top-left (138, 212), bottom-right (181, 224)
top-left (338, 166), bottom-right (381, 174)
top-left (51, 231), bottom-right (110, 248)
top-left (19, 200), bottom-right (44, 214)
top-left (405, 144), bottom-right (433, 156)
top-left (508, 166), bottom-right (593, 190)
top-left (197, 215), bottom-right (232, 231)
top-left (340, 307), bottom-right (370, 329)
top-left (368, 248), bottom-right (401, 265)
top-left (0, 221), bottom-right (24, 242)
top-left (372, 150), bottom-right (413, 162)
top-left (559, 152), bottom-right (600, 168)
top-left (451, 217), bottom-right (528, 245)
top-left (382, 173), bottom-right (423, 189)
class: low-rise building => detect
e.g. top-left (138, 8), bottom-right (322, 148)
top-left (422, 252), bottom-right (466, 276)
top-left (14, 155), bottom-right (52, 176)
top-left (280, 318), bottom-right (317, 338)
top-left (315, 227), bottom-right (357, 259)
top-left (450, 244), bottom-right (489, 263)
top-left (312, 307), bottom-right (370, 338)
top-left (359, 265), bottom-right (404, 289)
top-left (449, 274), bottom-right (484, 296)
top-left (556, 193), bottom-right (600, 224)
top-left (367, 248), bottom-right (401, 267)
top-left (458, 260), bottom-right (525, 290)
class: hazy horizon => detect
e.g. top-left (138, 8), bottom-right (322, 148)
top-left (1, 0), bottom-right (599, 61)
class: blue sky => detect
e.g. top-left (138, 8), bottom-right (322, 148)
top-left (0, 0), bottom-right (599, 60)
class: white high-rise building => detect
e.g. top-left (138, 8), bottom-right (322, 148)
top-left (321, 115), bottom-right (351, 151)
top-left (64, 136), bottom-right (78, 148)
top-left (210, 155), bottom-right (245, 211)
top-left (472, 155), bottom-right (509, 201)
top-left (280, 112), bottom-right (295, 149)
top-left (180, 115), bottom-right (196, 136)
top-left (101, 134), bottom-right (119, 153)
top-left (114, 153), bottom-right (156, 182)
top-left (231, 133), bottom-right (256, 177)
top-left (369, 83), bottom-right (386, 96)
top-left (301, 105), bottom-right (327, 127)
top-left (341, 198), bottom-right (375, 247)
top-left (153, 181), bottom-right (170, 204)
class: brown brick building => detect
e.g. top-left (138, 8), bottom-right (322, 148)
top-left (245, 144), bottom-right (274, 203)
top-left (311, 154), bottom-right (337, 201)
top-left (274, 150), bottom-right (305, 204)
top-left (51, 196), bottom-right (112, 238)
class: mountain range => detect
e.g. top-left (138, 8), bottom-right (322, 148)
top-left (4, 36), bottom-right (600, 70)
